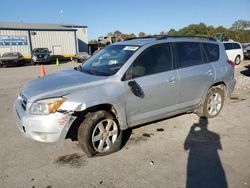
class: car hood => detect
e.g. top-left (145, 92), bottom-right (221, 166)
top-left (21, 69), bottom-right (108, 102)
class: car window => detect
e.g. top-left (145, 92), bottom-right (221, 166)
top-left (32, 48), bottom-right (49, 53)
top-left (224, 43), bottom-right (233, 50)
top-left (203, 43), bottom-right (220, 62)
top-left (131, 43), bottom-right (172, 78)
top-left (175, 42), bottom-right (203, 68)
top-left (233, 43), bottom-right (241, 49)
top-left (81, 45), bottom-right (138, 76)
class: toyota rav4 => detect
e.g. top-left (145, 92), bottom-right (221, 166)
top-left (14, 36), bottom-right (236, 157)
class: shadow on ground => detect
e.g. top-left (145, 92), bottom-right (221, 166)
top-left (184, 117), bottom-right (228, 188)
top-left (240, 65), bottom-right (250, 77)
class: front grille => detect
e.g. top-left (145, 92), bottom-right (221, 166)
top-left (20, 94), bottom-right (27, 111)
top-left (37, 54), bottom-right (45, 59)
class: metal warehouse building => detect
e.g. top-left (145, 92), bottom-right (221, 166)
top-left (0, 22), bottom-right (88, 58)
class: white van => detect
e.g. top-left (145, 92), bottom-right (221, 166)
top-left (223, 42), bottom-right (244, 65)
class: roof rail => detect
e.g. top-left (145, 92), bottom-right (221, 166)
top-left (157, 35), bottom-right (217, 41)
top-left (124, 35), bottom-right (162, 41)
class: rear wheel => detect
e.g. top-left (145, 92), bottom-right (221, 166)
top-left (78, 110), bottom-right (123, 157)
top-left (197, 86), bottom-right (224, 118)
top-left (234, 55), bottom-right (241, 65)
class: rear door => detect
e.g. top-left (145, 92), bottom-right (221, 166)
top-left (124, 43), bottom-right (178, 126)
top-left (174, 42), bottom-right (215, 110)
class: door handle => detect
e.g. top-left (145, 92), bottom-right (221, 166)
top-left (206, 70), bottom-right (213, 75)
top-left (168, 77), bottom-right (176, 83)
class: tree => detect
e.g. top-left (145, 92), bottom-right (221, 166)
top-left (114, 30), bottom-right (122, 37)
top-left (159, 31), bottom-right (168, 35)
top-left (231, 20), bottom-right (250, 30)
top-left (168, 28), bottom-right (177, 35)
top-left (138, 32), bottom-right (146, 37)
top-left (88, 40), bottom-right (98, 44)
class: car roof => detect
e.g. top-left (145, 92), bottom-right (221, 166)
top-left (114, 37), bottom-right (219, 47)
top-left (116, 38), bottom-right (157, 46)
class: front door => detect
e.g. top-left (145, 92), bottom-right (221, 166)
top-left (124, 43), bottom-right (178, 126)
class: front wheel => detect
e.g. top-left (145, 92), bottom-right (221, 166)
top-left (197, 87), bottom-right (224, 118)
top-left (78, 110), bottom-right (123, 157)
top-left (235, 55), bottom-right (241, 65)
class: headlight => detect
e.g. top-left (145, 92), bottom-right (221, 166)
top-left (44, 55), bottom-right (48, 58)
top-left (32, 56), bottom-right (37, 61)
top-left (29, 97), bottom-right (65, 115)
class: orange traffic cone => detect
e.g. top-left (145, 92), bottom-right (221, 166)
top-left (40, 65), bottom-right (46, 77)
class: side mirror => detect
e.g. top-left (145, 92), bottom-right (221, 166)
top-left (128, 80), bottom-right (144, 98)
top-left (49, 51), bottom-right (52, 53)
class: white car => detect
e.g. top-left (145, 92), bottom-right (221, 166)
top-left (223, 42), bottom-right (244, 65)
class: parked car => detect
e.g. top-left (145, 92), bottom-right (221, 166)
top-left (0, 52), bottom-right (24, 67)
top-left (242, 44), bottom-right (250, 59)
top-left (31, 48), bottom-right (51, 64)
top-left (14, 36), bottom-right (236, 157)
top-left (73, 52), bottom-right (90, 63)
top-left (223, 42), bottom-right (244, 65)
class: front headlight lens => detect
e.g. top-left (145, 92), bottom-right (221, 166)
top-left (30, 97), bottom-right (65, 115)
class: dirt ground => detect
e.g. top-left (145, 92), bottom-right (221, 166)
top-left (0, 60), bottom-right (249, 188)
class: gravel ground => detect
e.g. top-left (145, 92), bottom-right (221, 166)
top-left (0, 60), bottom-right (249, 188)
top-left (235, 61), bottom-right (250, 90)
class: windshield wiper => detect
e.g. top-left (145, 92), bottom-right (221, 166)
top-left (74, 66), bottom-right (112, 76)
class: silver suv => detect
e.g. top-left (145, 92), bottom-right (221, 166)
top-left (14, 36), bottom-right (236, 157)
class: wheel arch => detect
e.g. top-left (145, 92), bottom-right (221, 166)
top-left (66, 103), bottom-right (128, 141)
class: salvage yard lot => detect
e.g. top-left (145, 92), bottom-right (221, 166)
top-left (0, 61), bottom-right (250, 188)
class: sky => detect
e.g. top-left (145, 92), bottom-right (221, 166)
top-left (0, 0), bottom-right (249, 40)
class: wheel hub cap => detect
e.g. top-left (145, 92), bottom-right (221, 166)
top-left (207, 92), bottom-right (222, 116)
top-left (92, 119), bottom-right (118, 153)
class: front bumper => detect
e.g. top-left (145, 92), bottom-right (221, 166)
top-left (1, 60), bottom-right (19, 65)
top-left (14, 99), bottom-right (76, 144)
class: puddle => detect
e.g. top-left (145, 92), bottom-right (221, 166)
top-left (156, 128), bottom-right (164, 132)
top-left (128, 136), bottom-right (148, 144)
top-left (230, 97), bottom-right (246, 103)
top-left (142, 133), bottom-right (152, 137)
top-left (55, 153), bottom-right (86, 168)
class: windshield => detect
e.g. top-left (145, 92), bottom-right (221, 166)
top-left (32, 48), bottom-right (49, 53)
top-left (79, 45), bottom-right (139, 76)
top-left (2, 53), bottom-right (18, 57)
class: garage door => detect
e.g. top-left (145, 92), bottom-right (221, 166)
top-left (52, 46), bottom-right (62, 55)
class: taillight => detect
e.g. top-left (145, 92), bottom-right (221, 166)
top-left (227, 60), bottom-right (235, 69)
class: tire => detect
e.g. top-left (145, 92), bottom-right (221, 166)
top-left (197, 86), bottom-right (224, 118)
top-left (78, 110), bottom-right (123, 157)
top-left (234, 55), bottom-right (241, 65)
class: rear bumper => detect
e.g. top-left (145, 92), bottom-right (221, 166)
top-left (14, 99), bottom-right (76, 144)
top-left (227, 79), bottom-right (236, 97)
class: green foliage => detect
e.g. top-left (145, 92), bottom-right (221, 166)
top-left (138, 32), bottom-right (146, 37)
top-left (88, 40), bottom-right (98, 44)
top-left (96, 20), bottom-right (250, 43)
top-left (165, 20), bottom-right (250, 43)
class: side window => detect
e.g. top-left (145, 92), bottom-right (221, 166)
top-left (224, 43), bottom-right (233, 50)
top-left (131, 43), bottom-right (172, 78)
top-left (203, 43), bottom-right (220, 62)
top-left (175, 42), bottom-right (203, 68)
top-left (233, 43), bottom-right (241, 49)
